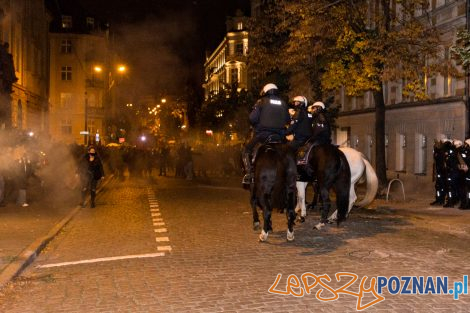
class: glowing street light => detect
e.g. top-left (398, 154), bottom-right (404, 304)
top-left (117, 65), bottom-right (126, 73)
top-left (94, 66), bottom-right (103, 73)
top-left (140, 135), bottom-right (147, 142)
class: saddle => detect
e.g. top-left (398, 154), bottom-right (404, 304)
top-left (251, 134), bottom-right (284, 164)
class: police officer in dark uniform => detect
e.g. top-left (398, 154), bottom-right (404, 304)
top-left (285, 96), bottom-right (313, 152)
top-left (430, 139), bottom-right (446, 206)
top-left (242, 83), bottom-right (290, 185)
top-left (443, 140), bottom-right (460, 208)
top-left (457, 139), bottom-right (470, 209)
top-left (308, 101), bottom-right (331, 145)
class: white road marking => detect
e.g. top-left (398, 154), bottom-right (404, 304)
top-left (154, 228), bottom-right (167, 233)
top-left (153, 222), bottom-right (165, 226)
top-left (150, 208), bottom-right (159, 212)
top-left (37, 253), bottom-right (166, 269)
top-left (151, 212), bottom-right (161, 217)
top-left (156, 237), bottom-right (169, 242)
top-left (152, 218), bottom-right (163, 222)
top-left (157, 246), bottom-right (172, 252)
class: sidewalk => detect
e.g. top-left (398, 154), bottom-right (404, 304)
top-left (0, 176), bottom-right (112, 291)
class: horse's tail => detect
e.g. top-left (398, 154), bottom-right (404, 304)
top-left (354, 157), bottom-right (378, 208)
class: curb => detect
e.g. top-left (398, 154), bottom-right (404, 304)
top-left (0, 175), bottom-right (114, 291)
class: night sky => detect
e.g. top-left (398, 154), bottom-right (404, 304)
top-left (76, 0), bottom-right (251, 95)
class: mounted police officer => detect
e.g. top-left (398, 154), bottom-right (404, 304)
top-left (308, 101), bottom-right (331, 145)
top-left (285, 96), bottom-right (313, 152)
top-left (241, 83), bottom-right (290, 185)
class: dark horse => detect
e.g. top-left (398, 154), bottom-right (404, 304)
top-left (297, 144), bottom-right (351, 229)
top-left (250, 143), bottom-right (298, 242)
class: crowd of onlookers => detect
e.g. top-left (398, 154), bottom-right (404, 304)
top-left (0, 130), bottom-right (243, 207)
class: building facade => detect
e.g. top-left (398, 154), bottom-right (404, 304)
top-left (0, 0), bottom-right (49, 134)
top-left (47, 0), bottom-right (110, 145)
top-left (203, 9), bottom-right (249, 99)
top-left (334, 0), bottom-right (467, 194)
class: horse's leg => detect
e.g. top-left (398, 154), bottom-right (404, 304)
top-left (328, 185), bottom-right (355, 223)
top-left (307, 182), bottom-right (320, 211)
top-left (250, 185), bottom-right (260, 230)
top-left (286, 189), bottom-right (296, 241)
top-left (314, 186), bottom-right (331, 230)
top-left (295, 181), bottom-right (307, 222)
top-left (259, 193), bottom-right (272, 242)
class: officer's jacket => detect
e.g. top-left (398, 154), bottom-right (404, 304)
top-left (311, 111), bottom-right (331, 144)
top-left (286, 106), bottom-right (312, 142)
top-left (249, 95), bottom-right (290, 133)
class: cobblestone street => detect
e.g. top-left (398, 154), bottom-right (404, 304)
top-left (1, 175), bottom-right (470, 312)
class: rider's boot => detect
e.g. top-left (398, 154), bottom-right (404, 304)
top-left (242, 153), bottom-right (252, 185)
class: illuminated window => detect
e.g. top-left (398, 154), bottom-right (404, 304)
top-left (60, 39), bottom-right (72, 54)
top-left (237, 22), bottom-right (243, 30)
top-left (61, 15), bottom-right (72, 29)
top-left (230, 68), bottom-right (238, 84)
top-left (61, 119), bottom-right (72, 134)
top-left (61, 66), bottom-right (72, 80)
top-left (60, 93), bottom-right (72, 109)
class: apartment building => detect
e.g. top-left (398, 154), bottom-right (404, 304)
top-left (0, 0), bottom-right (49, 133)
top-left (47, 0), bottom-right (110, 145)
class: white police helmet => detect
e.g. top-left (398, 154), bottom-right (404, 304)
top-left (292, 96), bottom-right (307, 107)
top-left (454, 140), bottom-right (463, 148)
top-left (261, 83), bottom-right (278, 96)
top-left (311, 101), bottom-right (325, 109)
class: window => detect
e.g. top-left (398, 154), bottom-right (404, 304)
top-left (61, 119), bottom-right (72, 134)
top-left (60, 93), bottom-right (72, 109)
top-left (86, 17), bottom-right (95, 29)
top-left (235, 43), bottom-right (243, 55)
top-left (61, 15), bottom-right (72, 29)
top-left (60, 39), bottom-right (72, 54)
top-left (237, 22), bottom-right (243, 30)
top-left (396, 133), bottom-right (406, 171)
top-left (230, 68), bottom-right (238, 84)
top-left (61, 66), bottom-right (72, 81)
top-left (414, 133), bottom-right (427, 174)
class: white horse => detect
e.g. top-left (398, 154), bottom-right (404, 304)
top-left (296, 146), bottom-right (378, 226)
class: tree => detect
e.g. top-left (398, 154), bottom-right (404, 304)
top-left (249, 0), bottom-right (443, 191)
top-left (196, 84), bottom-right (254, 142)
top-left (451, 29), bottom-right (470, 138)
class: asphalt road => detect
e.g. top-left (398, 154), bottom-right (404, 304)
top-left (0, 175), bottom-right (469, 312)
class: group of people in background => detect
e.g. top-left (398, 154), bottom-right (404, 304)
top-left (431, 138), bottom-right (470, 209)
top-left (241, 83), bottom-right (331, 185)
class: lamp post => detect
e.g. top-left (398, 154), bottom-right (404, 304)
top-left (84, 91), bottom-right (88, 145)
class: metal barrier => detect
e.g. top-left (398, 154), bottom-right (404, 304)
top-left (386, 178), bottom-right (406, 201)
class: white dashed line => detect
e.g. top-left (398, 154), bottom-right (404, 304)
top-left (147, 189), bottom-right (171, 252)
top-left (155, 237), bottom-right (169, 242)
top-left (154, 228), bottom-right (167, 233)
top-left (157, 246), bottom-right (172, 252)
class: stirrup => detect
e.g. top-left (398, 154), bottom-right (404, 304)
top-left (242, 174), bottom-right (252, 185)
